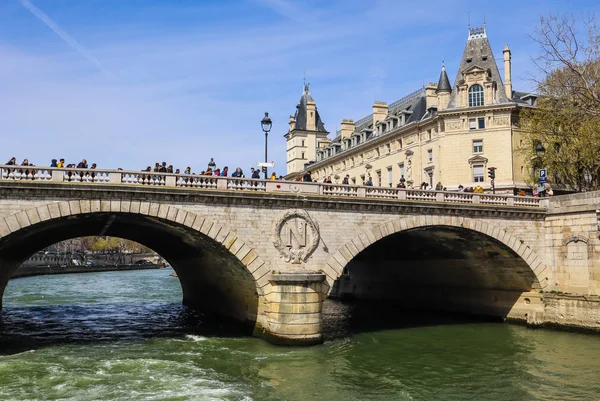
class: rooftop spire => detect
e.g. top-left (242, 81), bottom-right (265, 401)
top-left (436, 62), bottom-right (452, 92)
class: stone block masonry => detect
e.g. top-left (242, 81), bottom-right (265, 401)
top-left (0, 180), bottom-right (598, 344)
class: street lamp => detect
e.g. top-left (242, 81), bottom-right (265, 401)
top-left (535, 142), bottom-right (546, 159)
top-left (207, 158), bottom-right (216, 171)
top-left (535, 142), bottom-right (547, 194)
top-left (261, 112), bottom-right (272, 179)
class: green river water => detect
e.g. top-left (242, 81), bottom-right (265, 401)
top-left (1, 269), bottom-right (599, 401)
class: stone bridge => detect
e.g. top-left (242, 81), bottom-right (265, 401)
top-left (0, 166), bottom-right (598, 344)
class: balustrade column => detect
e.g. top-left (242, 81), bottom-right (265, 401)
top-left (216, 178), bottom-right (228, 190)
top-left (109, 172), bottom-right (122, 184)
top-left (165, 175), bottom-right (176, 187)
top-left (51, 170), bottom-right (64, 182)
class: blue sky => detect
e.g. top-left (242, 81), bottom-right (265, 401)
top-left (0, 0), bottom-right (597, 174)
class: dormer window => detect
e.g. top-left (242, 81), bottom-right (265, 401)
top-left (482, 56), bottom-right (488, 61)
top-left (468, 84), bottom-right (484, 107)
top-left (466, 57), bottom-right (472, 63)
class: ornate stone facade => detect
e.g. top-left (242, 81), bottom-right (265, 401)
top-left (284, 26), bottom-right (537, 194)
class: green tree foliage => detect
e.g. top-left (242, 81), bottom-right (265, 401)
top-left (519, 13), bottom-right (600, 191)
top-left (51, 237), bottom-right (152, 254)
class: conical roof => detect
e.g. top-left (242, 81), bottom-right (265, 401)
top-left (436, 64), bottom-right (452, 92)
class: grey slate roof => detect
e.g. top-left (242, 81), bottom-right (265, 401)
top-left (294, 84), bottom-right (327, 132)
top-left (436, 65), bottom-right (452, 92)
top-left (332, 88), bottom-right (428, 144)
top-left (512, 91), bottom-right (538, 106)
top-left (447, 26), bottom-right (510, 108)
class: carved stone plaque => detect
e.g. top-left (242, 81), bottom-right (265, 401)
top-left (273, 209), bottom-right (320, 264)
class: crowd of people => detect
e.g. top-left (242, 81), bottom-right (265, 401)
top-left (3, 157), bottom-right (553, 196)
top-left (2, 157), bottom-right (287, 182)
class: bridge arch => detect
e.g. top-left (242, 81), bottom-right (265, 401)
top-left (0, 200), bottom-right (270, 328)
top-left (324, 215), bottom-right (547, 319)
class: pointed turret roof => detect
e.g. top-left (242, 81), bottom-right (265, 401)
top-left (436, 63), bottom-right (451, 92)
top-left (447, 25), bottom-right (510, 108)
top-left (293, 83), bottom-right (327, 132)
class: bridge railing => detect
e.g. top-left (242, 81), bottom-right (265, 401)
top-left (0, 165), bottom-right (547, 208)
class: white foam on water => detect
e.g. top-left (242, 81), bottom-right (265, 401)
top-left (185, 334), bottom-right (208, 342)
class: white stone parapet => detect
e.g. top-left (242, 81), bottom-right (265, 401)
top-left (0, 165), bottom-right (546, 208)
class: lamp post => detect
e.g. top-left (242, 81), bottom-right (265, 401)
top-left (261, 112), bottom-right (272, 179)
top-left (535, 142), bottom-right (546, 193)
top-left (207, 158), bottom-right (216, 171)
top-left (535, 142), bottom-right (546, 159)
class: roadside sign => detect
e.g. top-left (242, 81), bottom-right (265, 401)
top-left (257, 162), bottom-right (275, 168)
top-left (539, 168), bottom-right (547, 184)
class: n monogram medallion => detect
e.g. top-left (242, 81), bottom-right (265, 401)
top-left (273, 209), bottom-right (320, 264)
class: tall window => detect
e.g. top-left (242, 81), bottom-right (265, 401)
top-left (473, 164), bottom-right (484, 182)
top-left (468, 84), bottom-right (484, 107)
top-left (387, 167), bottom-right (393, 187)
top-left (427, 149), bottom-right (433, 162)
top-left (399, 163), bottom-right (405, 178)
top-left (473, 140), bottom-right (483, 153)
top-left (301, 140), bottom-right (305, 147)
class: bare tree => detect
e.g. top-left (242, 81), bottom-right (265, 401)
top-left (530, 13), bottom-right (600, 115)
top-left (519, 13), bottom-right (600, 191)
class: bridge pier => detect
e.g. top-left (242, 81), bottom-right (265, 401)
top-left (255, 271), bottom-right (326, 346)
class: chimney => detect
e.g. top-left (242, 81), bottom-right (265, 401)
top-left (306, 99), bottom-right (316, 131)
top-left (503, 44), bottom-right (512, 98)
top-left (340, 119), bottom-right (355, 139)
top-left (372, 101), bottom-right (388, 130)
top-left (426, 83), bottom-right (438, 110)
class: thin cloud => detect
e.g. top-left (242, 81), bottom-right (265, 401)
top-left (17, 0), bottom-right (112, 77)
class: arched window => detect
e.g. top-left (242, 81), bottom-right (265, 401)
top-left (468, 84), bottom-right (484, 107)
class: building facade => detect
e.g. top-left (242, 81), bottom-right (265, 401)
top-left (284, 26), bottom-right (538, 193)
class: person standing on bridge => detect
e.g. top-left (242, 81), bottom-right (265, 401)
top-left (57, 159), bottom-right (65, 168)
top-left (303, 171), bottom-right (312, 182)
top-left (231, 167), bottom-right (243, 178)
top-left (5, 157), bottom-right (16, 165)
top-left (76, 159), bottom-right (88, 181)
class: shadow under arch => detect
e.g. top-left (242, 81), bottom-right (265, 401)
top-left (0, 201), bottom-right (267, 331)
top-left (325, 216), bottom-right (547, 321)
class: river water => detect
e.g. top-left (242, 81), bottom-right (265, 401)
top-left (1, 269), bottom-right (599, 401)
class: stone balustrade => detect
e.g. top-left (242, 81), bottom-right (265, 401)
top-left (0, 165), bottom-right (547, 208)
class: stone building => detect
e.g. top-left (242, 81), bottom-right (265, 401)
top-left (284, 26), bottom-right (538, 192)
